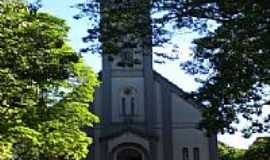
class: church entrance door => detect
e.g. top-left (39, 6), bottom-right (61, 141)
top-left (116, 148), bottom-right (143, 160)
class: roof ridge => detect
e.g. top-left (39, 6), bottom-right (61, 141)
top-left (153, 70), bottom-right (203, 111)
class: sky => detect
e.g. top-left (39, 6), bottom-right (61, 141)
top-left (27, 0), bottom-right (270, 149)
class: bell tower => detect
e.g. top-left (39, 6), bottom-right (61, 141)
top-left (100, 0), bottom-right (154, 129)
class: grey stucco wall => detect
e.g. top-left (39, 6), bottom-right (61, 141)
top-left (111, 77), bottom-right (145, 122)
top-left (91, 74), bottom-right (216, 160)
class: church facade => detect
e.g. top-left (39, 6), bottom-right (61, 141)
top-left (88, 0), bottom-right (218, 160)
top-left (90, 64), bottom-right (218, 160)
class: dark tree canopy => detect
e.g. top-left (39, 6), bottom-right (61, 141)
top-left (75, 0), bottom-right (270, 136)
top-left (244, 137), bottom-right (270, 160)
top-left (180, 0), bottom-right (270, 136)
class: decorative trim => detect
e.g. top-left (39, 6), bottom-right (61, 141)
top-left (161, 83), bottom-right (173, 160)
top-left (100, 56), bottom-right (112, 160)
top-left (143, 54), bottom-right (157, 160)
top-left (101, 56), bottom-right (112, 129)
top-left (143, 54), bottom-right (154, 131)
top-left (99, 127), bottom-right (159, 142)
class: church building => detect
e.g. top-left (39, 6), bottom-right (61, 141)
top-left (89, 0), bottom-right (218, 160)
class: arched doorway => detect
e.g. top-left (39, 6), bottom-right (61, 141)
top-left (111, 143), bottom-right (148, 160)
top-left (116, 148), bottom-right (142, 160)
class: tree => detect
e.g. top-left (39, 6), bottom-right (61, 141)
top-left (75, 0), bottom-right (270, 135)
top-left (0, 0), bottom-right (99, 159)
top-left (218, 138), bottom-right (270, 160)
top-left (244, 137), bottom-right (270, 160)
top-left (179, 0), bottom-right (270, 135)
top-left (218, 142), bottom-right (245, 160)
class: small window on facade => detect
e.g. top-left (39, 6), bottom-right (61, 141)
top-left (121, 97), bottom-right (126, 116)
top-left (131, 97), bottom-right (135, 116)
top-left (193, 148), bottom-right (200, 160)
top-left (183, 147), bottom-right (189, 160)
top-left (120, 87), bottom-right (136, 117)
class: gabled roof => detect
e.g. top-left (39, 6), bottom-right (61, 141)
top-left (153, 70), bottom-right (203, 111)
top-left (99, 127), bottom-right (159, 142)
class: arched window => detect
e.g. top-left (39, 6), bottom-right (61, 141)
top-left (131, 97), bottom-right (135, 116)
top-left (193, 147), bottom-right (200, 160)
top-left (182, 147), bottom-right (189, 160)
top-left (120, 87), bottom-right (137, 117)
top-left (112, 144), bottom-right (147, 160)
top-left (121, 97), bottom-right (126, 116)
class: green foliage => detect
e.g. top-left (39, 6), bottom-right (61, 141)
top-left (219, 138), bottom-right (270, 160)
top-left (0, 141), bottom-right (12, 160)
top-left (0, 0), bottom-right (99, 159)
top-left (244, 137), bottom-right (270, 160)
top-left (218, 142), bottom-right (245, 160)
top-left (179, 1), bottom-right (270, 135)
